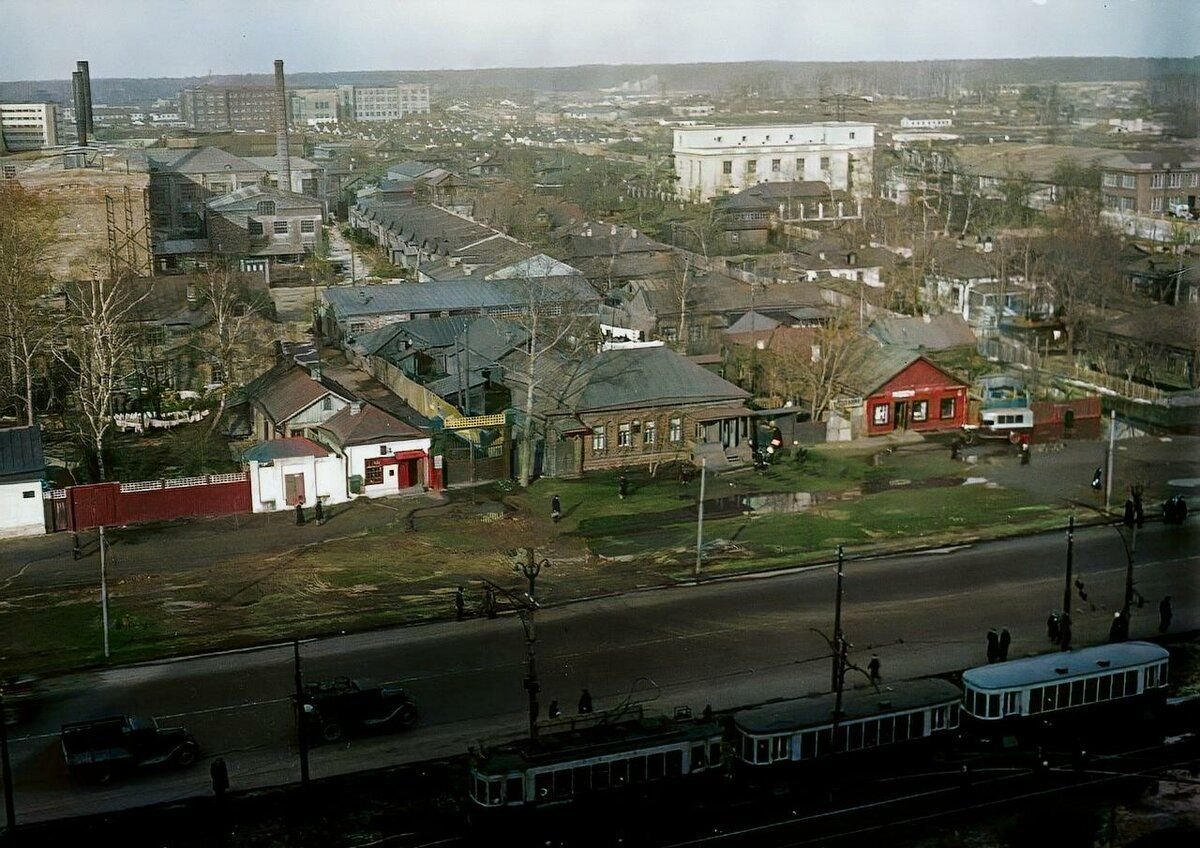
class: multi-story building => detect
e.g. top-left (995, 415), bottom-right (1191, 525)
top-left (0, 103), bottom-right (59, 150)
top-left (672, 123), bottom-right (875, 202)
top-left (179, 86), bottom-right (277, 131)
top-left (900, 117), bottom-right (953, 129)
top-left (335, 84), bottom-right (430, 122)
top-left (289, 88), bottom-right (339, 126)
top-left (1101, 150), bottom-right (1200, 216)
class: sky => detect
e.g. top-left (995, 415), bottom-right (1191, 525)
top-left (1, 0), bottom-right (1196, 81)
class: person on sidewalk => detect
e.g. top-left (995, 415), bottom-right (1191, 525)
top-left (295, 502), bottom-right (305, 526)
top-left (986, 629), bottom-right (1000, 664)
top-left (485, 588), bottom-right (497, 619)
top-left (551, 495), bottom-right (562, 523)
top-left (314, 499), bottom-right (325, 525)
top-left (1108, 611), bottom-right (1127, 643)
top-left (1091, 467), bottom-right (1103, 491)
top-left (867, 654), bottom-right (881, 683)
top-left (578, 688), bottom-right (593, 714)
top-left (998, 628), bottom-right (1011, 662)
top-left (1159, 596), bottom-right (1173, 633)
top-left (617, 474), bottom-right (629, 501)
top-left (1047, 611), bottom-right (1061, 644)
top-left (1060, 615), bottom-right (1073, 651)
top-left (455, 586), bottom-right (465, 621)
top-left (548, 700), bottom-right (561, 719)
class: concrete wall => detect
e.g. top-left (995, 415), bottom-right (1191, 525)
top-left (345, 439), bottom-right (433, 496)
top-left (0, 480), bottom-right (46, 538)
top-left (248, 456), bottom-right (347, 512)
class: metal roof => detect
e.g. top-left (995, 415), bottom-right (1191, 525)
top-left (314, 403), bottom-right (424, 447)
top-left (962, 642), bottom-right (1169, 691)
top-left (734, 679), bottom-right (963, 735)
top-left (241, 437), bottom-right (330, 462)
top-left (0, 425), bottom-right (44, 481)
top-left (324, 277), bottom-right (598, 319)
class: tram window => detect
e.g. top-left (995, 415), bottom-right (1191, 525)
top-left (742, 735), bottom-right (755, 762)
top-left (864, 720), bottom-right (879, 747)
top-left (987, 694), bottom-right (1000, 719)
top-left (629, 757), bottom-right (646, 784)
top-left (833, 726), bottom-right (847, 752)
top-left (1057, 682), bottom-right (1070, 708)
top-left (555, 769), bottom-right (573, 797)
top-left (848, 723), bottom-right (863, 750)
top-left (593, 762), bottom-right (610, 789)
top-left (1112, 673), bottom-right (1125, 698)
top-left (1159, 662), bottom-right (1169, 684)
top-left (950, 704), bottom-right (960, 727)
top-left (910, 712), bottom-right (925, 737)
top-left (771, 735), bottom-right (790, 761)
top-left (931, 708), bottom-right (945, 730)
top-left (756, 739), bottom-right (770, 763)
top-left (879, 717), bottom-right (894, 745)
top-left (611, 760), bottom-right (628, 786)
top-left (535, 771), bottom-right (553, 799)
top-left (1099, 675), bottom-right (1112, 701)
top-left (506, 776), bottom-right (523, 803)
top-left (1125, 670), bottom-right (1138, 694)
top-left (574, 766), bottom-right (592, 793)
top-left (691, 745), bottom-right (707, 770)
top-left (1084, 678), bottom-right (1098, 703)
top-left (894, 716), bottom-right (909, 742)
top-left (647, 752), bottom-right (665, 781)
top-left (488, 779), bottom-right (502, 805)
top-left (1070, 680), bottom-right (1084, 706)
top-left (1146, 665), bottom-right (1158, 688)
top-left (710, 742), bottom-right (721, 766)
top-left (817, 728), bottom-right (832, 754)
top-left (801, 731), bottom-right (817, 758)
top-left (666, 750), bottom-right (683, 777)
top-left (963, 690), bottom-right (974, 715)
top-left (472, 777), bottom-right (484, 801)
top-left (1043, 686), bottom-right (1057, 711)
top-left (1030, 688), bottom-right (1043, 713)
top-left (1005, 692), bottom-right (1020, 715)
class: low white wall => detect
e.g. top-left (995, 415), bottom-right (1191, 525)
top-left (0, 480), bottom-right (46, 538)
top-left (248, 456), bottom-right (348, 513)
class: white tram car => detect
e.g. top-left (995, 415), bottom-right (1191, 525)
top-left (961, 641), bottom-right (1169, 732)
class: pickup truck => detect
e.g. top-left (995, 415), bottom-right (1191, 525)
top-left (300, 677), bottom-right (418, 743)
top-left (61, 715), bottom-right (199, 783)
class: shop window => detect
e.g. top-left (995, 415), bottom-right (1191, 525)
top-left (872, 404), bottom-right (889, 426)
top-left (364, 460), bottom-right (385, 486)
top-left (911, 400), bottom-right (929, 422)
top-left (940, 397), bottom-right (956, 419)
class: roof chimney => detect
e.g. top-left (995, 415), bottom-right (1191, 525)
top-left (310, 360), bottom-right (322, 381)
top-left (76, 60), bottom-right (94, 136)
top-left (71, 71), bottom-right (88, 146)
top-left (274, 59), bottom-right (292, 193)
top-left (350, 401), bottom-right (362, 415)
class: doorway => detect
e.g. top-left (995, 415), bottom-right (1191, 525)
top-left (892, 401), bottom-right (910, 431)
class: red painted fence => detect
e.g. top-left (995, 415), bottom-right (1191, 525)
top-left (47, 473), bottom-right (252, 532)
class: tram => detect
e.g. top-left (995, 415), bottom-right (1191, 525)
top-left (468, 706), bottom-right (724, 817)
top-left (732, 679), bottom-right (963, 775)
top-left (960, 641), bottom-right (1170, 740)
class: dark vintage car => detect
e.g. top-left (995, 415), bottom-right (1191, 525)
top-left (2, 675), bottom-right (44, 726)
top-left (301, 677), bottom-right (418, 743)
top-left (61, 715), bottom-right (200, 783)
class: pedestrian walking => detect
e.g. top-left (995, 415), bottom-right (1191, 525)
top-left (998, 628), bottom-right (1011, 662)
top-left (1159, 596), bottom-right (1173, 633)
top-left (1132, 488), bottom-right (1144, 528)
top-left (548, 700), bottom-right (561, 719)
top-left (578, 688), bottom-right (594, 714)
top-left (1020, 443), bottom-right (1031, 465)
top-left (617, 473), bottom-right (629, 500)
top-left (454, 585), bottom-right (465, 621)
top-left (867, 654), bottom-right (881, 683)
top-left (210, 757), bottom-right (229, 797)
top-left (550, 494), bottom-right (562, 523)
top-left (485, 587), bottom-right (497, 619)
top-left (1091, 467), bottom-right (1103, 491)
top-left (1108, 611), bottom-right (1126, 643)
top-left (986, 629), bottom-right (1000, 664)
top-left (1047, 611), bottom-right (1061, 645)
top-left (1123, 497), bottom-right (1136, 528)
top-left (295, 502), bottom-right (306, 525)
top-left (1060, 615), bottom-right (1073, 651)
top-left (314, 499), bottom-right (325, 525)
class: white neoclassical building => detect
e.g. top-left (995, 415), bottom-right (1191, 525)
top-left (672, 122), bottom-right (875, 202)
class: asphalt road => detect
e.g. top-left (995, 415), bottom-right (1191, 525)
top-left (4, 520), bottom-right (1196, 825)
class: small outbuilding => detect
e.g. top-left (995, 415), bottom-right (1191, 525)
top-left (0, 425), bottom-right (46, 538)
top-left (852, 352), bottom-right (970, 437)
top-left (242, 437), bottom-right (348, 513)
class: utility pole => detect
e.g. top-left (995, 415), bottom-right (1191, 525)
top-left (292, 639), bottom-right (310, 787)
top-left (1062, 514), bottom-right (1074, 618)
top-left (1122, 522), bottom-right (1138, 630)
top-left (507, 548), bottom-right (551, 740)
top-left (694, 458), bottom-right (706, 578)
top-left (100, 525), bottom-right (110, 659)
top-left (831, 545), bottom-right (845, 693)
top-left (1104, 409), bottom-right (1116, 513)
top-left (0, 688), bottom-right (15, 835)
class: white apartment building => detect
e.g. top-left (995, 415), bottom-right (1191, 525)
top-left (289, 89), bottom-right (339, 126)
top-left (672, 123), bottom-right (875, 202)
top-left (336, 84), bottom-right (431, 122)
top-left (900, 117), bottom-right (953, 129)
top-left (0, 103), bottom-right (59, 150)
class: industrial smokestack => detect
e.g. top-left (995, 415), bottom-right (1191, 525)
top-left (71, 70), bottom-right (88, 146)
top-left (274, 59), bottom-right (292, 193)
top-left (76, 60), bottom-right (94, 135)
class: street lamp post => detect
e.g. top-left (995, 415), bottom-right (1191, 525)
top-left (831, 545), bottom-right (845, 693)
top-left (1062, 514), bottom-right (1074, 620)
top-left (505, 547), bottom-right (551, 739)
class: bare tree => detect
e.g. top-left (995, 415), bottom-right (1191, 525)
top-left (0, 183), bottom-right (61, 424)
top-left (55, 271), bottom-right (147, 481)
top-left (775, 313), bottom-right (868, 421)
top-left (197, 267), bottom-right (269, 434)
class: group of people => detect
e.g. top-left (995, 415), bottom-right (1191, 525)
top-left (545, 689), bottom-right (593, 720)
top-left (1047, 611), bottom-right (1073, 651)
top-left (1163, 494), bottom-right (1189, 525)
top-left (454, 585), bottom-right (499, 621)
top-left (985, 628), bottom-right (1012, 663)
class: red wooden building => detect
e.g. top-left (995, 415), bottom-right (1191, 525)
top-left (857, 353), bottom-right (970, 437)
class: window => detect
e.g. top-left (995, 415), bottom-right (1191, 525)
top-left (534, 771), bottom-right (552, 799)
top-left (669, 417), bottom-right (682, 443)
top-left (646, 752), bottom-right (665, 780)
top-left (820, 156), bottom-right (830, 170)
top-left (1099, 675), bottom-right (1112, 701)
top-left (322, 397), bottom-right (332, 411)
top-left (1005, 692), bottom-right (1020, 715)
top-left (617, 422), bottom-right (632, 447)
top-left (796, 157), bottom-right (805, 173)
top-left (1125, 670), bottom-right (1138, 694)
top-left (943, 396), bottom-right (958, 418)
top-left (592, 761), bottom-right (610, 789)
top-left (911, 400), bottom-right (929, 422)
top-left (22, 490), bottom-right (35, 499)
top-left (1043, 685), bottom-right (1057, 711)
top-left (771, 158), bottom-right (781, 172)
top-left (1085, 677), bottom-right (1098, 703)
top-left (849, 131), bottom-right (856, 140)
top-left (301, 219), bottom-right (316, 233)
top-left (1030, 687), bottom-right (1043, 713)
top-left (643, 421), bottom-right (656, 446)
top-left (688, 324), bottom-right (703, 342)
top-left (878, 717), bottom-right (893, 745)
top-left (1103, 172), bottom-right (1119, 187)
top-left (364, 459), bottom-right (384, 486)
top-left (722, 160), bottom-right (732, 175)
top-left (873, 404), bottom-right (889, 426)
top-left (628, 757), bottom-right (646, 783)
top-left (273, 220), bottom-right (289, 234)
top-left (666, 750), bottom-right (683, 777)
top-left (1070, 680), bottom-right (1084, 706)
top-left (592, 425), bottom-right (607, 452)
top-left (747, 160), bottom-right (757, 175)
top-left (506, 776), bottom-right (523, 803)
top-left (1168, 173), bottom-right (1183, 188)
top-left (771, 735), bottom-right (790, 761)
top-left (1121, 175), bottom-right (1136, 189)
top-left (1151, 173), bottom-right (1164, 189)
top-left (1192, 172), bottom-right (1199, 187)
top-left (1145, 665), bottom-right (1158, 688)
top-left (690, 745), bottom-right (707, 771)
top-left (1120, 196), bottom-right (1135, 210)
top-left (1151, 197), bottom-right (1163, 212)
top-left (256, 200), bottom-right (276, 215)
top-left (248, 219), bottom-right (264, 236)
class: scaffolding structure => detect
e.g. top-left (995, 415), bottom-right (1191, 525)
top-left (105, 186), bottom-right (153, 279)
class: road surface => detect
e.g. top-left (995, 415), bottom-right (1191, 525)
top-left (4, 520), bottom-right (1196, 824)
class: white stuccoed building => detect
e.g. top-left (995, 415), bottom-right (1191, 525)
top-left (672, 122), bottom-right (875, 202)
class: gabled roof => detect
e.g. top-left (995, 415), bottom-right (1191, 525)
top-left (868, 314), bottom-right (977, 351)
top-left (386, 159), bottom-right (440, 179)
top-left (241, 363), bottom-right (356, 426)
top-left (725, 311), bottom-right (780, 334)
top-left (243, 155), bottom-right (321, 173)
top-left (315, 403), bottom-right (425, 447)
top-left (323, 277), bottom-right (599, 320)
top-left (0, 425), bottom-right (44, 481)
top-left (241, 437), bottom-right (330, 462)
top-left (146, 146), bottom-right (265, 175)
top-left (206, 184), bottom-right (322, 213)
top-left (846, 349), bottom-right (969, 397)
top-left (1094, 302), bottom-right (1200, 352)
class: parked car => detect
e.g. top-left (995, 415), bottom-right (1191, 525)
top-left (61, 715), bottom-right (199, 783)
top-left (300, 677), bottom-right (418, 743)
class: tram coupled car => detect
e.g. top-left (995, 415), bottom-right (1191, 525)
top-left (731, 679), bottom-right (964, 792)
top-left (468, 706), bottom-right (725, 824)
top-left (960, 641), bottom-right (1170, 748)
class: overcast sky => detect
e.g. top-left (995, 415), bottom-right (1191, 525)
top-left (1, 0), bottom-right (1195, 81)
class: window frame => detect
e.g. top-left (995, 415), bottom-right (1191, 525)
top-left (940, 396), bottom-right (956, 419)
top-left (617, 422), bottom-right (632, 448)
top-left (591, 425), bottom-right (607, 452)
top-left (872, 403), bottom-right (889, 426)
